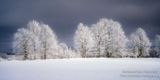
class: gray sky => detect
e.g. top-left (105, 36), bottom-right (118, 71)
top-left (0, 0), bottom-right (160, 51)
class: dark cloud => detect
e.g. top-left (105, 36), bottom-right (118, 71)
top-left (0, 0), bottom-right (160, 50)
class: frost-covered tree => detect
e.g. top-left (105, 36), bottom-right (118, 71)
top-left (91, 18), bottom-right (128, 57)
top-left (74, 23), bottom-right (94, 58)
top-left (40, 23), bottom-right (59, 59)
top-left (58, 42), bottom-right (80, 58)
top-left (27, 21), bottom-right (59, 59)
top-left (58, 42), bottom-right (77, 58)
top-left (13, 21), bottom-right (42, 60)
top-left (27, 20), bottom-right (42, 59)
top-left (155, 34), bottom-right (160, 57)
top-left (58, 43), bottom-right (68, 58)
top-left (13, 28), bottom-right (31, 60)
top-left (67, 48), bottom-right (80, 58)
top-left (130, 28), bottom-right (151, 57)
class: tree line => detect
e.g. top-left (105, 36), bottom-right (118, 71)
top-left (11, 18), bottom-right (160, 60)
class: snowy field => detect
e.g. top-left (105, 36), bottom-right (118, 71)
top-left (0, 58), bottom-right (160, 80)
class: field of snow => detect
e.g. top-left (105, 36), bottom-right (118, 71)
top-left (0, 58), bottom-right (160, 80)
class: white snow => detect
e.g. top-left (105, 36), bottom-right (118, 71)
top-left (0, 58), bottom-right (160, 80)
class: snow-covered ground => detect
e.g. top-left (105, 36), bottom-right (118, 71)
top-left (0, 58), bottom-right (160, 80)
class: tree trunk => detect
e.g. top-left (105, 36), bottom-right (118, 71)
top-left (44, 52), bottom-right (46, 59)
top-left (138, 48), bottom-right (143, 57)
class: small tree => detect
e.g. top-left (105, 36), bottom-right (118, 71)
top-left (130, 28), bottom-right (151, 57)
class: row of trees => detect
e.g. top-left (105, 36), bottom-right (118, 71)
top-left (74, 18), bottom-right (159, 58)
top-left (12, 18), bottom-right (160, 60)
top-left (13, 20), bottom-right (78, 60)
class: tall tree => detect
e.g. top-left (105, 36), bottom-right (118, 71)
top-left (74, 23), bottom-right (94, 58)
top-left (39, 23), bottom-right (59, 59)
top-left (91, 18), bottom-right (128, 57)
top-left (27, 20), bottom-right (42, 59)
top-left (130, 28), bottom-right (151, 57)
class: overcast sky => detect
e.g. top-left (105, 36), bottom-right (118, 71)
top-left (0, 0), bottom-right (160, 51)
